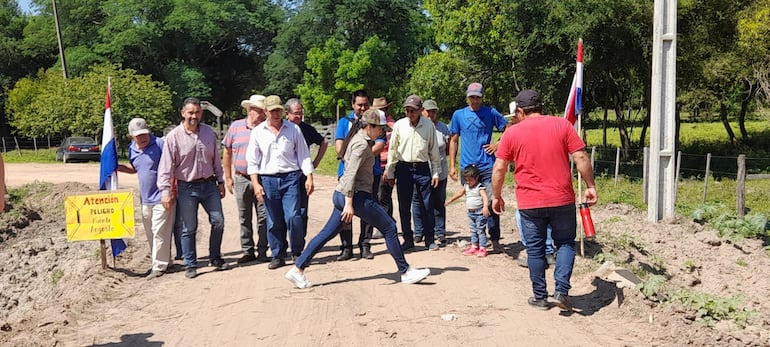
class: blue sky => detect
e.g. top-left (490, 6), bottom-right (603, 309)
top-left (18, 0), bottom-right (35, 14)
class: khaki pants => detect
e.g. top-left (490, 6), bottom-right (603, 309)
top-left (142, 203), bottom-right (175, 272)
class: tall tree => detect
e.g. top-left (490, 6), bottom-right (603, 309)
top-left (265, 0), bottom-right (430, 105)
top-left (678, 0), bottom-right (756, 145)
top-left (422, 0), bottom-right (652, 156)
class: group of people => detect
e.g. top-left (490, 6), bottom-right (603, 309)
top-left (120, 84), bottom-right (597, 311)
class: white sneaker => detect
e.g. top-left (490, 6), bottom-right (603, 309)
top-left (401, 267), bottom-right (430, 284)
top-left (285, 267), bottom-right (312, 289)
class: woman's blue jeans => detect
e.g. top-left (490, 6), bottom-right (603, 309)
top-left (295, 191), bottom-right (410, 273)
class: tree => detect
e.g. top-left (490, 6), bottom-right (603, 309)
top-left (0, 1), bottom-right (58, 137)
top-left (737, 0), bottom-right (770, 106)
top-left (296, 35), bottom-right (397, 120)
top-left (265, 0), bottom-right (430, 101)
top-left (678, 0), bottom-right (756, 145)
top-left (22, 0), bottom-right (281, 115)
top-left (6, 64), bottom-right (173, 138)
top-left (407, 51), bottom-right (469, 120)
top-left (423, 0), bottom-right (653, 156)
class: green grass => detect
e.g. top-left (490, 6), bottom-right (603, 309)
top-left (596, 175), bottom-right (770, 218)
top-left (2, 148), bottom-right (58, 163)
top-left (312, 145), bottom-right (339, 177)
top-left (50, 269), bottom-right (64, 285)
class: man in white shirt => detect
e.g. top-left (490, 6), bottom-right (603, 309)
top-left (246, 95), bottom-right (314, 270)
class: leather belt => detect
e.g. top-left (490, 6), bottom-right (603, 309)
top-left (398, 161), bottom-right (429, 170)
top-left (185, 176), bottom-right (217, 183)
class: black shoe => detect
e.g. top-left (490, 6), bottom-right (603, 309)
top-left (546, 253), bottom-right (556, 266)
top-left (361, 248), bottom-right (374, 260)
top-left (237, 253), bottom-right (257, 264)
top-left (210, 259), bottom-right (229, 271)
top-left (400, 241), bottom-right (415, 251)
top-left (414, 235), bottom-right (423, 243)
top-left (185, 268), bottom-right (197, 279)
top-left (528, 297), bottom-right (548, 310)
top-left (336, 249), bottom-right (353, 261)
top-left (553, 292), bottom-right (573, 311)
top-left (437, 235), bottom-right (446, 245)
top-left (256, 253), bottom-right (270, 263)
top-left (267, 258), bottom-right (286, 270)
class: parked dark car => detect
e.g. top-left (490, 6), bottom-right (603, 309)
top-left (55, 137), bottom-right (101, 163)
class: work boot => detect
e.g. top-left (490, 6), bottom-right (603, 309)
top-left (336, 248), bottom-right (353, 261)
top-left (361, 247), bottom-right (374, 260)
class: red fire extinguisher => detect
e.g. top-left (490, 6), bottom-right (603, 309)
top-left (579, 203), bottom-right (596, 239)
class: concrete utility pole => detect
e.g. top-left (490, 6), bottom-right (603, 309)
top-left (647, 0), bottom-right (677, 222)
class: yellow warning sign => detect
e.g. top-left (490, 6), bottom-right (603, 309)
top-left (65, 190), bottom-right (135, 241)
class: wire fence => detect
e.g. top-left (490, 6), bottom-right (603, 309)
top-left (589, 146), bottom-right (770, 180)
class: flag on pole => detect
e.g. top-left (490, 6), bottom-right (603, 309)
top-left (99, 79), bottom-right (126, 257)
top-left (564, 38), bottom-right (583, 126)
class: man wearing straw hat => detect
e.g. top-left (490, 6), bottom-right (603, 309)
top-left (222, 95), bottom-right (270, 265)
top-left (246, 95), bottom-right (314, 270)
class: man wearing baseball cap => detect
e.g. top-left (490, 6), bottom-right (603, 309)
top-left (384, 95), bottom-right (442, 251)
top-left (491, 89), bottom-right (597, 311)
top-left (246, 95), bottom-right (314, 270)
top-left (221, 95), bottom-right (270, 264)
top-left (449, 83), bottom-right (508, 251)
top-left (118, 118), bottom-right (174, 279)
top-left (411, 100), bottom-right (451, 245)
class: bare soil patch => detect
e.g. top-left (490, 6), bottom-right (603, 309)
top-left (0, 163), bottom-right (768, 346)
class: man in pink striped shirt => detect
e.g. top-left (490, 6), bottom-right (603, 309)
top-left (158, 97), bottom-right (227, 279)
top-left (222, 95), bottom-right (270, 264)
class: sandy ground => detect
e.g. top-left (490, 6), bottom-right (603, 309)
top-left (2, 162), bottom-right (768, 346)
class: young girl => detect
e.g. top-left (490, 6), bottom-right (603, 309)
top-left (445, 166), bottom-right (490, 257)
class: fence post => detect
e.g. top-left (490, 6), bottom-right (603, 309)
top-left (702, 153), bottom-right (711, 204)
top-left (736, 154), bottom-right (746, 219)
top-left (614, 147), bottom-right (621, 186)
top-left (47, 135), bottom-right (51, 148)
top-left (33, 138), bottom-right (38, 152)
top-left (1, 137), bottom-right (5, 153)
top-left (14, 137), bottom-right (21, 156)
top-left (590, 146), bottom-right (595, 170)
top-left (643, 147), bottom-right (649, 203)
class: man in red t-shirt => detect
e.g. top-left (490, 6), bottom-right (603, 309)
top-left (491, 89), bottom-right (597, 312)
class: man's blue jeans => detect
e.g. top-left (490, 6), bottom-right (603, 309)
top-left (461, 167), bottom-right (500, 242)
top-left (260, 171), bottom-right (304, 259)
top-left (295, 191), bottom-right (410, 273)
top-left (395, 162), bottom-right (435, 246)
top-left (177, 180), bottom-right (225, 269)
top-left (516, 210), bottom-right (554, 254)
top-left (412, 178), bottom-right (447, 239)
top-left (519, 204), bottom-right (577, 300)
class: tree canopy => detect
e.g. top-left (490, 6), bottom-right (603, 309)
top-left (0, 0), bottom-right (767, 151)
top-left (6, 64), bottom-right (172, 138)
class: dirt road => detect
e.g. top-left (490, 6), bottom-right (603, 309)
top-left (2, 163), bottom-right (648, 346)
